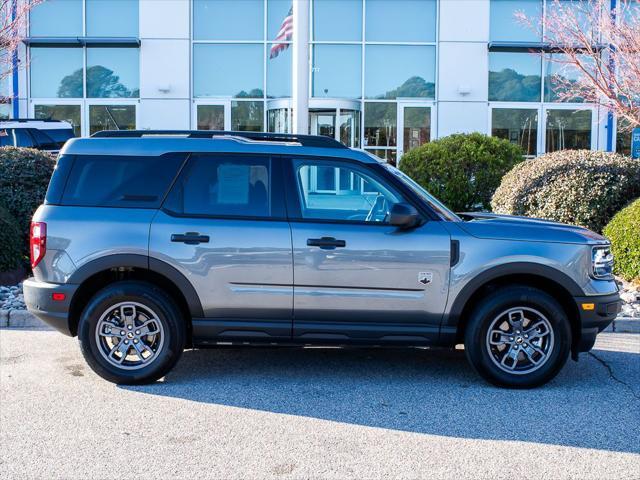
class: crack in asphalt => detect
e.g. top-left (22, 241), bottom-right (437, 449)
top-left (588, 351), bottom-right (640, 401)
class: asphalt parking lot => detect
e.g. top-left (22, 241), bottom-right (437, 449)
top-left (1, 329), bottom-right (639, 480)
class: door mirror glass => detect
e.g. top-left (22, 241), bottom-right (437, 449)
top-left (389, 202), bottom-right (420, 229)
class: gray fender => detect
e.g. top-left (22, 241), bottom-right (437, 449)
top-left (67, 254), bottom-right (204, 318)
top-left (444, 261), bottom-right (583, 329)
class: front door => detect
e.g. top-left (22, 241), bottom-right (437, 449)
top-left (285, 157), bottom-right (451, 343)
top-left (149, 153), bottom-right (293, 342)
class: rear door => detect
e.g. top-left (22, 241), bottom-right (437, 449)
top-left (284, 157), bottom-right (451, 343)
top-left (149, 153), bottom-right (293, 342)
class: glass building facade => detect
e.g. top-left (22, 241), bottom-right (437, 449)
top-left (9, 0), bottom-right (634, 159)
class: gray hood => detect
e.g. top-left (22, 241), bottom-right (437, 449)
top-left (456, 212), bottom-right (609, 245)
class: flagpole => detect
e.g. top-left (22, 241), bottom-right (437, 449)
top-left (292, 0), bottom-right (309, 135)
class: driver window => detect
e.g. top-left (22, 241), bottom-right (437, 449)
top-left (293, 159), bottom-right (403, 223)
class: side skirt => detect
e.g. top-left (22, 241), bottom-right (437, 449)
top-left (192, 318), bottom-right (445, 347)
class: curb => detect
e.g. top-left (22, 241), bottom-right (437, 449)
top-left (1, 309), bottom-right (51, 329)
top-left (0, 310), bottom-right (638, 333)
top-left (607, 318), bottom-right (640, 334)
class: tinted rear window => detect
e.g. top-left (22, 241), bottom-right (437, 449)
top-left (61, 153), bottom-right (185, 208)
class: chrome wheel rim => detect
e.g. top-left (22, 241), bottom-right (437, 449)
top-left (485, 307), bottom-right (554, 375)
top-left (95, 302), bottom-right (164, 370)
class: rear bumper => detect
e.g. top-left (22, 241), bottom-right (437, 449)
top-left (23, 278), bottom-right (78, 336)
top-left (574, 292), bottom-right (621, 353)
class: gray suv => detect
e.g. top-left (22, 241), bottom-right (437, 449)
top-left (24, 131), bottom-right (621, 388)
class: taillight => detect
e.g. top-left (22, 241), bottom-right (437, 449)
top-left (30, 222), bottom-right (46, 269)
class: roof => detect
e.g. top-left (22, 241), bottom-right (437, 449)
top-left (60, 131), bottom-right (380, 163)
top-left (0, 119), bottom-right (73, 129)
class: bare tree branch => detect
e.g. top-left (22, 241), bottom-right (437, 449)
top-left (0, 0), bottom-right (42, 103)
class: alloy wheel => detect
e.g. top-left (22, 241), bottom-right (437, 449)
top-left (94, 301), bottom-right (165, 370)
top-left (485, 307), bottom-right (555, 375)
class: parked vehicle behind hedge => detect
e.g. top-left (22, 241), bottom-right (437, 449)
top-left (491, 150), bottom-right (640, 233)
top-left (399, 133), bottom-right (524, 212)
top-left (0, 147), bottom-right (56, 261)
top-left (603, 198), bottom-right (640, 282)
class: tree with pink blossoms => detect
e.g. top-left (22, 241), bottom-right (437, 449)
top-left (516, 0), bottom-right (639, 130)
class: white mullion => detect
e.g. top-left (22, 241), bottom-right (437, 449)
top-left (263, 0), bottom-right (267, 131)
top-left (361, 0), bottom-right (366, 146)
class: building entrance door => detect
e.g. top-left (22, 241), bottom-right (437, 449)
top-left (308, 99), bottom-right (361, 148)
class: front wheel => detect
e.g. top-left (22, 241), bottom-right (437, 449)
top-left (464, 286), bottom-right (571, 388)
top-left (78, 281), bottom-right (186, 385)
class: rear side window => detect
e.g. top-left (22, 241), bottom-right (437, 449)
top-left (61, 153), bottom-right (185, 208)
top-left (45, 154), bottom-right (76, 205)
top-left (45, 128), bottom-right (75, 144)
top-left (29, 129), bottom-right (58, 150)
top-left (13, 129), bottom-right (35, 148)
top-left (164, 154), bottom-right (284, 219)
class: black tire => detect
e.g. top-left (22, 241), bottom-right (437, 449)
top-left (464, 285), bottom-right (571, 388)
top-left (78, 281), bottom-right (186, 385)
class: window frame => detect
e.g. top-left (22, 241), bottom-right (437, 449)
top-left (30, 99), bottom-right (137, 137)
top-left (161, 152), bottom-right (287, 222)
top-left (487, 102), bottom-right (598, 155)
top-left (282, 155), bottom-right (427, 226)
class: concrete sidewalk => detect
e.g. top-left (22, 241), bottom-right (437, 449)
top-left (1, 329), bottom-right (638, 480)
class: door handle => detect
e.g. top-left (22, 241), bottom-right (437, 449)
top-left (171, 232), bottom-right (210, 245)
top-left (307, 237), bottom-right (346, 250)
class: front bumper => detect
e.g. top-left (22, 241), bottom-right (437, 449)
top-left (23, 278), bottom-right (78, 336)
top-left (573, 292), bottom-right (621, 353)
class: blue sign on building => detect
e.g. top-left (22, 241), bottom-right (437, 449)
top-left (632, 128), bottom-right (640, 159)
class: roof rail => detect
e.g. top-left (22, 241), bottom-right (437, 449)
top-left (90, 130), bottom-right (348, 149)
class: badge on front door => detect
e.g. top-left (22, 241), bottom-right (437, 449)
top-left (418, 272), bottom-right (433, 285)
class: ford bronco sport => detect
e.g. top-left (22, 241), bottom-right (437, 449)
top-left (24, 131), bottom-right (621, 388)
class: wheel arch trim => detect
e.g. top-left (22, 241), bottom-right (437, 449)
top-left (444, 262), bottom-right (583, 329)
top-left (67, 254), bottom-right (204, 318)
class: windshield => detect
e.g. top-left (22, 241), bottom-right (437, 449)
top-left (382, 163), bottom-right (461, 222)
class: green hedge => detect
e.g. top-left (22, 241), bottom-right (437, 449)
top-left (399, 133), bottom-right (524, 212)
top-left (0, 206), bottom-right (23, 272)
top-left (603, 198), bottom-right (640, 282)
top-left (0, 147), bottom-right (56, 261)
top-left (491, 150), bottom-right (640, 232)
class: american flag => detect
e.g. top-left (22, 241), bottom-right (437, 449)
top-left (270, 6), bottom-right (293, 59)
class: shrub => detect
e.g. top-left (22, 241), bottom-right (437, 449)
top-left (491, 150), bottom-right (640, 232)
top-left (399, 133), bottom-right (524, 212)
top-left (0, 206), bottom-right (23, 273)
top-left (603, 198), bottom-right (640, 282)
top-left (0, 147), bottom-right (56, 257)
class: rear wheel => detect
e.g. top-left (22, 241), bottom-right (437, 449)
top-left (464, 286), bottom-right (571, 388)
top-left (78, 281), bottom-right (185, 384)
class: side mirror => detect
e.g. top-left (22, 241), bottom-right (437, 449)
top-left (389, 203), bottom-right (421, 229)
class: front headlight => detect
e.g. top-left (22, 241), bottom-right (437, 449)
top-left (592, 245), bottom-right (614, 278)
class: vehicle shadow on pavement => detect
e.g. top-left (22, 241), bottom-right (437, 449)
top-left (124, 346), bottom-right (640, 454)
